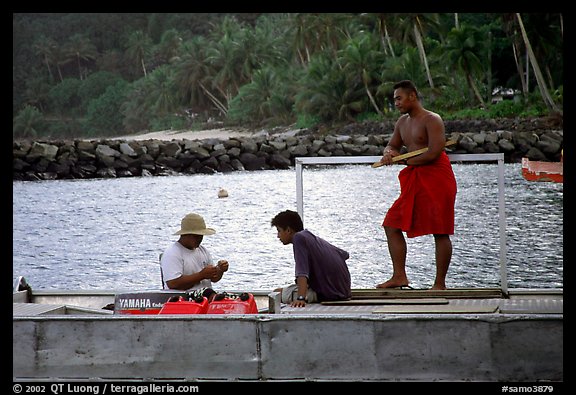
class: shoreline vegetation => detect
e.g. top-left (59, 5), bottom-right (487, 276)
top-left (14, 13), bottom-right (562, 143)
top-left (13, 117), bottom-right (563, 181)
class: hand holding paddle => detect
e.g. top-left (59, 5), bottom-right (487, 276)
top-left (372, 139), bottom-right (457, 168)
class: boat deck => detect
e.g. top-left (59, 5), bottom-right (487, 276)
top-left (280, 297), bottom-right (562, 315)
top-left (13, 287), bottom-right (563, 317)
top-left (276, 288), bottom-right (563, 315)
top-left (13, 287), bottom-right (563, 381)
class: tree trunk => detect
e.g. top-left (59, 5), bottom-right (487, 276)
top-left (199, 82), bottom-right (228, 116)
top-left (384, 24), bottom-right (395, 57)
top-left (56, 64), bottom-right (64, 82)
top-left (516, 13), bottom-right (559, 112)
top-left (43, 55), bottom-right (53, 81)
top-left (511, 40), bottom-right (528, 96)
top-left (413, 23), bottom-right (434, 89)
top-left (365, 83), bottom-right (384, 117)
top-left (467, 71), bottom-right (486, 107)
top-left (486, 30), bottom-right (492, 104)
top-left (77, 54), bottom-right (83, 80)
top-left (141, 57), bottom-right (147, 77)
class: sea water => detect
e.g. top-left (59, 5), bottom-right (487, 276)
top-left (12, 163), bottom-right (563, 291)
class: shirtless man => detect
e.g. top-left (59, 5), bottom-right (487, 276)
top-left (376, 80), bottom-right (457, 290)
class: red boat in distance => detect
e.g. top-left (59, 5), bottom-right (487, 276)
top-left (521, 156), bottom-right (563, 183)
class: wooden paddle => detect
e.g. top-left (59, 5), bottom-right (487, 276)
top-left (372, 139), bottom-right (457, 168)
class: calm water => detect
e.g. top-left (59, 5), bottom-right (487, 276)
top-left (13, 163), bottom-right (563, 291)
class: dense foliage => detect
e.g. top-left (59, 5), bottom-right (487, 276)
top-left (13, 13), bottom-right (563, 139)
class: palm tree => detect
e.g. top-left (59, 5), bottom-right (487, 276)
top-left (156, 29), bottom-right (183, 64)
top-left (290, 13), bottom-right (314, 65)
top-left (13, 105), bottom-right (44, 138)
top-left (519, 13), bottom-right (563, 91)
top-left (32, 35), bottom-right (57, 81)
top-left (31, 36), bottom-right (68, 83)
top-left (444, 24), bottom-right (487, 106)
top-left (396, 13), bottom-right (439, 89)
top-left (338, 32), bottom-right (385, 116)
top-left (296, 54), bottom-right (363, 122)
top-left (125, 30), bottom-right (153, 77)
top-left (379, 47), bottom-right (429, 94)
top-left (362, 13), bottom-right (396, 57)
top-left (229, 66), bottom-right (297, 125)
top-left (120, 80), bottom-right (151, 132)
top-left (23, 77), bottom-right (51, 113)
top-left (515, 13), bottom-right (560, 113)
top-left (174, 37), bottom-right (211, 109)
top-left (502, 14), bottom-right (529, 96)
top-left (236, 16), bottom-right (288, 83)
top-left (146, 66), bottom-right (178, 116)
top-left (174, 37), bottom-right (228, 116)
top-left (64, 34), bottom-right (97, 80)
top-left (204, 17), bottom-right (249, 114)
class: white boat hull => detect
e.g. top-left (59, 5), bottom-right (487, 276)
top-left (13, 288), bottom-right (563, 381)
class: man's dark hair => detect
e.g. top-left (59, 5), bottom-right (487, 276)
top-left (271, 210), bottom-right (304, 232)
top-left (393, 80), bottom-right (420, 99)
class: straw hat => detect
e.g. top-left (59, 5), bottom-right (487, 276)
top-left (173, 213), bottom-right (216, 236)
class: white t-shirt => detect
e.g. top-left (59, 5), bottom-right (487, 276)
top-left (160, 242), bottom-right (214, 291)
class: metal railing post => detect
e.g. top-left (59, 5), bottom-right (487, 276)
top-left (295, 158), bottom-right (304, 223)
top-left (497, 154), bottom-right (509, 295)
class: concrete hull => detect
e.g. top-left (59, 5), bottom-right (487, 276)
top-left (13, 313), bottom-right (562, 381)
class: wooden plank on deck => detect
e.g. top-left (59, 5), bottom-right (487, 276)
top-left (372, 299), bottom-right (500, 314)
top-left (351, 288), bottom-right (502, 299)
top-left (322, 298), bottom-right (448, 306)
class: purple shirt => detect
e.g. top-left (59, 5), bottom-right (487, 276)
top-left (292, 229), bottom-right (351, 301)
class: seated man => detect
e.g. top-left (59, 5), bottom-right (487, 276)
top-left (271, 210), bottom-right (352, 307)
top-left (160, 213), bottom-right (229, 300)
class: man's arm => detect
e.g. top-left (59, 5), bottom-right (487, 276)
top-left (292, 234), bottom-right (310, 307)
top-left (210, 260), bottom-right (229, 283)
top-left (165, 266), bottom-right (218, 290)
top-left (292, 276), bottom-right (309, 307)
top-left (378, 119), bottom-right (404, 166)
top-left (162, 250), bottom-right (220, 290)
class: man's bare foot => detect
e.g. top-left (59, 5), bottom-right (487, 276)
top-left (430, 285), bottom-right (447, 290)
top-left (376, 279), bottom-right (410, 289)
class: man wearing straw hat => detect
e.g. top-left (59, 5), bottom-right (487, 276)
top-left (160, 213), bottom-right (229, 296)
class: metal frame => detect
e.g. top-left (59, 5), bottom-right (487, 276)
top-left (295, 153), bottom-right (508, 294)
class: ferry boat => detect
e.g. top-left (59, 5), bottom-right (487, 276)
top-left (13, 276), bottom-right (562, 381)
top-left (13, 153), bottom-right (562, 381)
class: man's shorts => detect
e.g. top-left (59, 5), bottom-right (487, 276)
top-left (281, 284), bottom-right (318, 303)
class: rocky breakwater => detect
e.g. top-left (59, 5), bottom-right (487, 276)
top-left (13, 118), bottom-right (563, 181)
